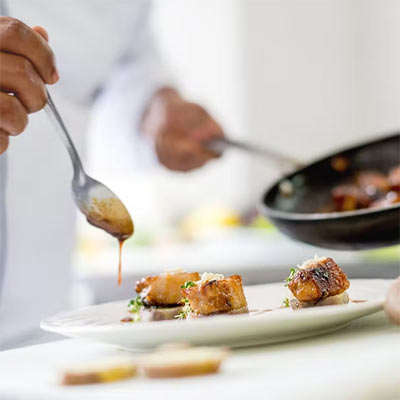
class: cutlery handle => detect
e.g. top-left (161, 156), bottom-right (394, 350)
top-left (45, 90), bottom-right (86, 184)
top-left (207, 137), bottom-right (303, 172)
top-left (384, 277), bottom-right (400, 325)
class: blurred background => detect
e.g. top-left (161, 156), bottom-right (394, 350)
top-left (7, 0), bottom-right (400, 306)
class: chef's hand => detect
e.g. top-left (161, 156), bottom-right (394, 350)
top-left (141, 88), bottom-right (223, 171)
top-left (0, 17), bottom-right (58, 154)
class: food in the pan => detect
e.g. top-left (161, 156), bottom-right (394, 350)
top-left (129, 270), bottom-right (200, 321)
top-left (181, 273), bottom-right (248, 318)
top-left (356, 171), bottom-right (390, 196)
top-left (370, 190), bottom-right (400, 208)
top-left (328, 164), bottom-right (400, 212)
top-left (331, 184), bottom-right (371, 211)
top-left (388, 166), bottom-right (400, 191)
top-left (61, 357), bottom-right (137, 385)
top-left (285, 256), bottom-right (350, 310)
top-left (140, 345), bottom-right (229, 378)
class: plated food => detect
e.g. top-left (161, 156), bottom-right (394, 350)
top-left (42, 278), bottom-right (388, 349)
top-left (285, 256), bottom-right (350, 310)
top-left (134, 270), bottom-right (200, 321)
top-left (128, 270), bottom-right (248, 322)
top-left (125, 256), bottom-right (353, 323)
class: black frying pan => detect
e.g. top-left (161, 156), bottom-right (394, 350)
top-left (259, 132), bottom-right (400, 250)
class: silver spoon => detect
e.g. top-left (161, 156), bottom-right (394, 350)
top-left (45, 90), bottom-right (134, 242)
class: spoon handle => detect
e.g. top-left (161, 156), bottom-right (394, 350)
top-left (45, 90), bottom-right (86, 184)
top-left (207, 137), bottom-right (303, 172)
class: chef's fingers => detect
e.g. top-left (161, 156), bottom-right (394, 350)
top-left (0, 52), bottom-right (48, 113)
top-left (0, 92), bottom-right (28, 136)
top-left (0, 17), bottom-right (58, 84)
top-left (32, 26), bottom-right (49, 42)
top-left (156, 134), bottom-right (217, 172)
top-left (0, 129), bottom-right (9, 154)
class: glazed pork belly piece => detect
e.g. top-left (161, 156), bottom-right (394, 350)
top-left (136, 271), bottom-right (200, 307)
top-left (288, 257), bottom-right (350, 309)
top-left (331, 184), bottom-right (370, 211)
top-left (182, 273), bottom-right (248, 316)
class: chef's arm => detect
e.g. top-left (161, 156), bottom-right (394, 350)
top-left (0, 17), bottom-right (58, 154)
top-left (141, 87), bottom-right (223, 171)
top-left (88, 3), bottom-right (223, 172)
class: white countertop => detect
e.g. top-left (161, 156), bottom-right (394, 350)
top-left (0, 311), bottom-right (399, 400)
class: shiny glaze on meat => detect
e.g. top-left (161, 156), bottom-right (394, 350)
top-left (288, 258), bottom-right (349, 303)
top-left (183, 275), bottom-right (248, 316)
top-left (136, 271), bottom-right (200, 306)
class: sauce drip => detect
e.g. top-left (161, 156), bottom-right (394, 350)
top-left (118, 239), bottom-right (125, 286)
top-left (86, 197), bottom-right (134, 284)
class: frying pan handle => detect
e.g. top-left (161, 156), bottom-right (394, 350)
top-left (384, 277), bottom-right (400, 325)
top-left (206, 137), bottom-right (303, 172)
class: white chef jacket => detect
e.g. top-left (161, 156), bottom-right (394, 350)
top-left (0, 0), bottom-right (170, 349)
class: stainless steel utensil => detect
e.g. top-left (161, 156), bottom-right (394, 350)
top-left (207, 137), bottom-right (303, 172)
top-left (45, 90), bottom-right (133, 240)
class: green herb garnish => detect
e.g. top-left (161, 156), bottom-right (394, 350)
top-left (181, 281), bottom-right (196, 289)
top-left (127, 296), bottom-right (143, 322)
top-left (284, 268), bottom-right (296, 287)
top-left (283, 297), bottom-right (290, 308)
top-left (176, 298), bottom-right (192, 320)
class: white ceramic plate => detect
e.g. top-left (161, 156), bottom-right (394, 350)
top-left (41, 279), bottom-right (390, 350)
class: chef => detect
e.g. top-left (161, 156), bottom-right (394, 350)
top-left (0, 0), bottom-right (223, 349)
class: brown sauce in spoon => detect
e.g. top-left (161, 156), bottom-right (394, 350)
top-left (86, 197), bottom-right (134, 285)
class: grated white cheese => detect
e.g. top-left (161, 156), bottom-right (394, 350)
top-left (196, 272), bottom-right (224, 284)
top-left (298, 255), bottom-right (328, 270)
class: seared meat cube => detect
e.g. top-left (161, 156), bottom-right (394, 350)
top-left (136, 271), bottom-right (200, 307)
top-left (356, 171), bottom-right (389, 197)
top-left (288, 257), bottom-right (350, 303)
top-left (388, 166), bottom-right (400, 192)
top-left (331, 184), bottom-right (370, 211)
top-left (183, 274), bottom-right (248, 316)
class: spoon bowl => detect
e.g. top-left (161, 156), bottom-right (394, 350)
top-left (45, 90), bottom-right (134, 241)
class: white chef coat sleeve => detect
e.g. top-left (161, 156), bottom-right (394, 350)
top-left (86, 3), bottom-right (173, 174)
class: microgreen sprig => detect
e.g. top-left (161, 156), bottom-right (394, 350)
top-left (176, 298), bottom-right (192, 320)
top-left (127, 296), bottom-right (143, 322)
top-left (181, 281), bottom-right (196, 289)
top-left (283, 297), bottom-right (290, 308)
top-left (284, 268), bottom-right (296, 287)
